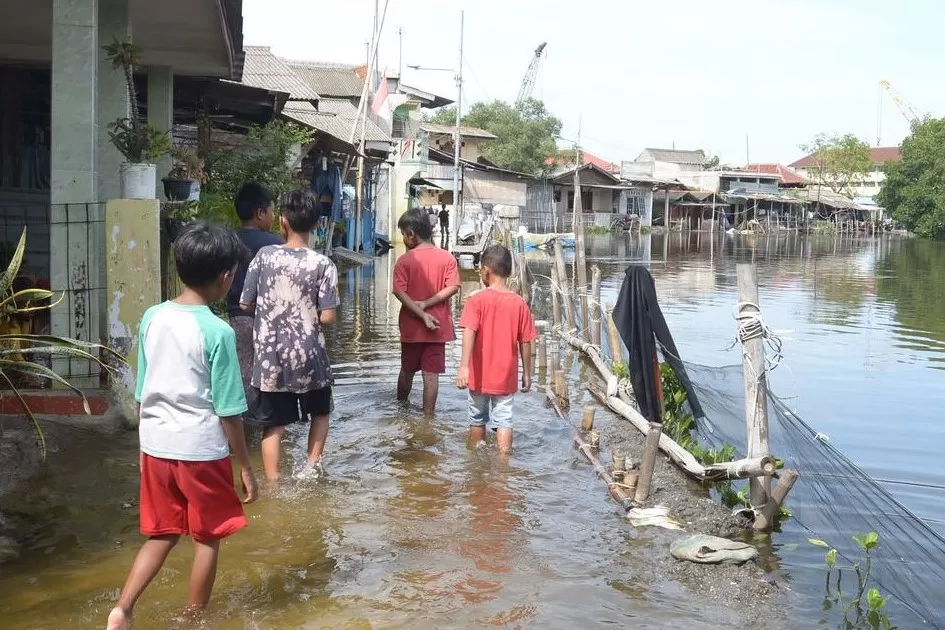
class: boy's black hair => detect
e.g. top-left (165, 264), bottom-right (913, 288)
top-left (234, 182), bottom-right (275, 222)
top-left (279, 189), bottom-right (318, 233)
top-left (397, 207), bottom-right (433, 241)
top-left (481, 244), bottom-right (513, 278)
top-left (174, 221), bottom-right (247, 287)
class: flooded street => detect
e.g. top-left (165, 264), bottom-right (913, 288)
top-left (1, 232), bottom-right (943, 629)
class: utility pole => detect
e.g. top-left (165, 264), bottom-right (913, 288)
top-left (451, 10), bottom-right (464, 249)
top-left (398, 27), bottom-right (403, 78)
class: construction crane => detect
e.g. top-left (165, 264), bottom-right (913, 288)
top-left (877, 79), bottom-right (922, 145)
top-left (515, 42), bottom-right (546, 108)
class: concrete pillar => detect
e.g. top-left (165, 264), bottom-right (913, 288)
top-left (96, 0), bottom-right (130, 202)
top-left (147, 66), bottom-right (174, 197)
top-left (51, 0), bottom-right (100, 382)
top-left (105, 199), bottom-right (162, 423)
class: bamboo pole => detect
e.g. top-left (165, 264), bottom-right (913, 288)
top-left (736, 263), bottom-right (771, 507)
top-left (538, 334), bottom-right (548, 384)
top-left (573, 166), bottom-right (589, 343)
top-left (553, 369), bottom-right (567, 401)
top-left (581, 406), bottom-right (595, 432)
top-left (606, 302), bottom-right (622, 363)
top-left (558, 328), bottom-right (619, 397)
top-left (550, 265), bottom-right (562, 330)
top-left (517, 252), bottom-right (529, 302)
top-left (591, 265), bottom-right (602, 348)
top-left (635, 422), bottom-right (663, 503)
top-left (753, 469), bottom-right (799, 532)
top-left (553, 239), bottom-right (576, 331)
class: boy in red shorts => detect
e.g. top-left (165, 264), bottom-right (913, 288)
top-left (393, 207), bottom-right (460, 416)
top-left (456, 244), bottom-right (537, 454)
top-left (107, 222), bottom-right (258, 630)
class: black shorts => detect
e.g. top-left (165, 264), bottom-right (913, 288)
top-left (248, 386), bottom-right (333, 428)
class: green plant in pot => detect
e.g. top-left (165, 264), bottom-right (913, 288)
top-left (163, 147), bottom-right (206, 201)
top-left (103, 37), bottom-right (170, 199)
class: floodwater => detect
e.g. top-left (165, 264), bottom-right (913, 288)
top-left (0, 232), bottom-right (942, 629)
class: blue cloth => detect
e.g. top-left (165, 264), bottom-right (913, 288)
top-left (467, 391), bottom-right (515, 429)
top-left (311, 164), bottom-right (343, 222)
top-left (227, 228), bottom-right (284, 316)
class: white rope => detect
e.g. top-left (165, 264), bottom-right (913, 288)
top-left (733, 301), bottom-right (784, 372)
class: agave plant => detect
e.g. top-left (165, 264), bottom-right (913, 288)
top-left (0, 227), bottom-right (125, 458)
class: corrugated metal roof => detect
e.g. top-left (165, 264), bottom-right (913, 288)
top-left (641, 148), bottom-right (706, 164)
top-left (421, 123), bottom-right (497, 139)
top-left (743, 163), bottom-right (808, 185)
top-left (241, 46), bottom-right (320, 100)
top-left (282, 99), bottom-right (391, 144)
top-left (286, 60), bottom-right (365, 98)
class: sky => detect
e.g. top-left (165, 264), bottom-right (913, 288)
top-left (243, 0), bottom-right (941, 166)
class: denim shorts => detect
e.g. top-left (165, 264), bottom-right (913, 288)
top-left (467, 391), bottom-right (514, 430)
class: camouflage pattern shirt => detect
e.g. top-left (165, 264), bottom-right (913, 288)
top-left (240, 245), bottom-right (340, 393)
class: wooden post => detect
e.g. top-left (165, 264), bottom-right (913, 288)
top-left (606, 302), bottom-right (622, 363)
top-left (754, 469), bottom-right (799, 532)
top-left (517, 253), bottom-right (529, 302)
top-left (550, 265), bottom-right (562, 330)
top-left (573, 166), bottom-right (590, 343)
top-left (591, 265), bottom-right (602, 348)
top-left (581, 405), bottom-right (595, 432)
top-left (538, 334), bottom-right (548, 380)
top-left (736, 263), bottom-right (771, 508)
top-left (588, 429), bottom-right (600, 450)
top-left (553, 369), bottom-right (567, 401)
top-left (634, 422), bottom-right (663, 503)
top-left (553, 239), bottom-right (576, 330)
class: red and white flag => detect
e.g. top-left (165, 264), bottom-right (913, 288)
top-left (371, 71), bottom-right (389, 115)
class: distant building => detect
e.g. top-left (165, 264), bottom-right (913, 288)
top-left (633, 148), bottom-right (706, 180)
top-left (789, 146), bottom-right (901, 199)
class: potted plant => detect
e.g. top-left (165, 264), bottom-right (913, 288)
top-left (163, 147), bottom-right (206, 201)
top-left (103, 37), bottom-right (170, 199)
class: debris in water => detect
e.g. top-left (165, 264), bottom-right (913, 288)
top-left (670, 534), bottom-right (758, 565)
top-left (627, 506), bottom-right (683, 530)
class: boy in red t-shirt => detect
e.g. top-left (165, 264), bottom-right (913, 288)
top-left (393, 208), bottom-right (460, 416)
top-left (456, 245), bottom-right (537, 453)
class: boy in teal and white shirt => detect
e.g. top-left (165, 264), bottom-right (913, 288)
top-left (107, 222), bottom-right (258, 630)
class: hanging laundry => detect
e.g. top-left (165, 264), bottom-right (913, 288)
top-left (310, 161), bottom-right (343, 223)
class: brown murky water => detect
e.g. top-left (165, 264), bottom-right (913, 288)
top-left (0, 247), bottom-right (761, 630)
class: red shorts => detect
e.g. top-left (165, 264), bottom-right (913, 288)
top-left (139, 453), bottom-right (247, 543)
top-left (401, 342), bottom-right (446, 374)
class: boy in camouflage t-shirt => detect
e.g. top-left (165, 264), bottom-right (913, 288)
top-left (240, 190), bottom-right (339, 481)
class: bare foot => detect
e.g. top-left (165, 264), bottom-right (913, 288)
top-left (106, 606), bottom-right (131, 630)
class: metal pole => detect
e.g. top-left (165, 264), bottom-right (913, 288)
top-left (451, 10), bottom-right (464, 249)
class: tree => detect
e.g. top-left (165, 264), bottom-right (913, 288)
top-left (800, 133), bottom-right (873, 195)
top-left (878, 118), bottom-right (945, 238)
top-left (428, 98), bottom-right (562, 175)
top-left (703, 153), bottom-right (720, 170)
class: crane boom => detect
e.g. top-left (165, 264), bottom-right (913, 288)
top-left (880, 79), bottom-right (921, 124)
top-left (515, 42), bottom-right (547, 108)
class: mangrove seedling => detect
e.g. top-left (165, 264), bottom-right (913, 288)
top-left (809, 533), bottom-right (896, 629)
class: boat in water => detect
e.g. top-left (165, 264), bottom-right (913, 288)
top-left (520, 232), bottom-right (576, 250)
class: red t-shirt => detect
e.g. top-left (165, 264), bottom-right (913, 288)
top-left (393, 245), bottom-right (460, 343)
top-left (459, 288), bottom-right (538, 396)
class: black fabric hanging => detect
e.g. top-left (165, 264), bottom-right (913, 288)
top-left (612, 265), bottom-right (704, 422)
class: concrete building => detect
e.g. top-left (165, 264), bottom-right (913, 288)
top-left (0, 0), bottom-right (244, 381)
top-left (789, 146), bottom-right (902, 199)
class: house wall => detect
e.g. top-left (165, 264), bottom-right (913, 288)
top-left (464, 170), bottom-right (526, 206)
top-left (429, 132), bottom-right (487, 162)
top-left (793, 166), bottom-right (887, 199)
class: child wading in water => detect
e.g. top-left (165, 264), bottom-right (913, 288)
top-left (107, 222), bottom-right (258, 630)
top-left (240, 189), bottom-right (339, 481)
top-left (393, 207), bottom-right (460, 416)
top-left (456, 245), bottom-right (537, 453)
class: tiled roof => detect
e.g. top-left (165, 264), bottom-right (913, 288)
top-left (421, 123), bottom-right (497, 139)
top-left (286, 60), bottom-right (365, 98)
top-left (545, 150), bottom-right (619, 173)
top-left (282, 99), bottom-right (390, 144)
top-left (241, 46), bottom-right (320, 100)
top-left (641, 148), bottom-right (705, 164)
top-left (743, 163), bottom-right (808, 185)
top-left (790, 146), bottom-right (902, 168)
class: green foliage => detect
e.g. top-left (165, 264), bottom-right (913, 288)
top-left (430, 98), bottom-right (562, 175)
top-left (0, 229), bottom-right (124, 458)
top-left (167, 147), bottom-right (206, 182)
top-left (102, 37), bottom-right (142, 72)
top-left (878, 118), bottom-right (945, 238)
top-left (585, 225), bottom-right (621, 235)
top-left (703, 152), bottom-right (720, 170)
top-left (801, 133), bottom-right (874, 195)
top-left (175, 121), bottom-right (313, 227)
top-left (810, 533), bottom-right (897, 630)
top-left (107, 119), bottom-right (170, 164)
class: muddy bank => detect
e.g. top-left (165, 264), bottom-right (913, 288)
top-left (568, 384), bottom-right (799, 629)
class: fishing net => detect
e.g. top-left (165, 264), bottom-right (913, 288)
top-left (534, 269), bottom-right (945, 629)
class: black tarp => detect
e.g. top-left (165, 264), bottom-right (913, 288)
top-left (612, 265), bottom-right (704, 422)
